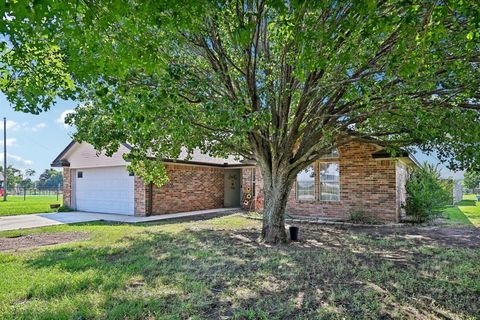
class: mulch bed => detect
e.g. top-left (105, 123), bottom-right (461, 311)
top-left (0, 232), bottom-right (90, 252)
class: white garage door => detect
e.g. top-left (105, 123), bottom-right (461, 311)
top-left (74, 166), bottom-right (134, 215)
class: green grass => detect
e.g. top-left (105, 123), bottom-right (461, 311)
top-left (0, 214), bottom-right (479, 319)
top-left (0, 196), bottom-right (63, 216)
top-left (443, 194), bottom-right (480, 227)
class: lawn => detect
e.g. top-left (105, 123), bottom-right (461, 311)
top-left (0, 196), bottom-right (63, 216)
top-left (443, 194), bottom-right (480, 227)
top-left (0, 213), bottom-right (479, 319)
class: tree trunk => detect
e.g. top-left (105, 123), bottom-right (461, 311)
top-left (260, 167), bottom-right (292, 244)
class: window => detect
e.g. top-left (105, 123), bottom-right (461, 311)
top-left (320, 163), bottom-right (340, 201)
top-left (77, 171), bottom-right (83, 178)
top-left (296, 165), bottom-right (315, 201)
top-left (129, 172), bottom-right (135, 176)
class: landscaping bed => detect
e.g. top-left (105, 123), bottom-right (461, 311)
top-left (0, 231), bottom-right (90, 252)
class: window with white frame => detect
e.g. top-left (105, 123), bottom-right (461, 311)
top-left (296, 165), bottom-right (315, 200)
top-left (319, 162), bottom-right (340, 201)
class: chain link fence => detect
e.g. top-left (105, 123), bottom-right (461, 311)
top-left (6, 186), bottom-right (63, 200)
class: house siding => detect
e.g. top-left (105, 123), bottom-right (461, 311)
top-left (242, 142), bottom-right (401, 222)
top-left (149, 164), bottom-right (225, 214)
top-left (65, 142), bottom-right (130, 168)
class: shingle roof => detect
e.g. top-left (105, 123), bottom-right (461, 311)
top-left (51, 141), bottom-right (251, 167)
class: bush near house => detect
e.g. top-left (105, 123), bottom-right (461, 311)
top-left (404, 163), bottom-right (452, 222)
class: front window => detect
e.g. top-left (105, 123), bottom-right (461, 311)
top-left (320, 163), bottom-right (340, 201)
top-left (296, 166), bottom-right (315, 201)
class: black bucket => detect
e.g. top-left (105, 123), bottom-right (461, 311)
top-left (289, 226), bottom-right (299, 241)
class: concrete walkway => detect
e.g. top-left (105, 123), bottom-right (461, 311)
top-left (0, 207), bottom-right (241, 232)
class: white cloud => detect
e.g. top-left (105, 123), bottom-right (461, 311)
top-left (2, 121), bottom-right (47, 132)
top-left (56, 109), bottom-right (75, 128)
top-left (31, 122), bottom-right (47, 132)
top-left (0, 153), bottom-right (33, 167)
top-left (3, 120), bottom-right (20, 131)
top-left (0, 138), bottom-right (17, 147)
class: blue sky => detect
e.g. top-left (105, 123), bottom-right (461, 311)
top-left (0, 92), bottom-right (464, 180)
top-left (0, 93), bottom-right (75, 178)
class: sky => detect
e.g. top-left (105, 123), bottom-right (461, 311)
top-left (0, 93), bottom-right (75, 179)
top-left (0, 92), bottom-right (465, 181)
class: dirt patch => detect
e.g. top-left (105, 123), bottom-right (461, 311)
top-left (0, 232), bottom-right (90, 252)
top-left (290, 223), bottom-right (480, 249)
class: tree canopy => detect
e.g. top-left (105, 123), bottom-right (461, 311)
top-left (1, 0), bottom-right (479, 242)
top-left (463, 169), bottom-right (480, 191)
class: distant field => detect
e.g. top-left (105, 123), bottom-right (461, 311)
top-left (443, 194), bottom-right (480, 227)
top-left (0, 196), bottom-right (62, 216)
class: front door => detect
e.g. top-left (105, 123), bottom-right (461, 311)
top-left (224, 169), bottom-right (241, 207)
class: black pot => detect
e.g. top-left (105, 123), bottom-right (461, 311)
top-left (289, 226), bottom-right (299, 241)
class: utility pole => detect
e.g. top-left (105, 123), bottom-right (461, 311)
top-left (3, 117), bottom-right (6, 201)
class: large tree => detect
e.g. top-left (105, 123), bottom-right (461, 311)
top-left (1, 1), bottom-right (479, 243)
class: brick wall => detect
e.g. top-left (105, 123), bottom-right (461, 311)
top-left (134, 176), bottom-right (147, 216)
top-left (149, 164), bottom-right (225, 214)
top-left (242, 142), bottom-right (402, 222)
top-left (241, 167), bottom-right (264, 211)
top-left (63, 167), bottom-right (72, 207)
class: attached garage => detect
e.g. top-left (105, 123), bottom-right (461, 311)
top-left (52, 141), bottom-right (247, 216)
top-left (74, 166), bottom-right (134, 215)
top-left (52, 141), bottom-right (137, 215)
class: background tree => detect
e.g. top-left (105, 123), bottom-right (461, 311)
top-left (1, 1), bottom-right (479, 243)
top-left (463, 170), bottom-right (480, 192)
top-left (19, 168), bottom-right (35, 189)
top-left (0, 165), bottom-right (23, 188)
top-left (37, 169), bottom-right (63, 188)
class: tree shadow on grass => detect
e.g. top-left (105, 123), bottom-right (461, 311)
top-left (8, 225), bottom-right (480, 319)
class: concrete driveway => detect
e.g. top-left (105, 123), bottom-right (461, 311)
top-left (0, 207), bottom-right (241, 232)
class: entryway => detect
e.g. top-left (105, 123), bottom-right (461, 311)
top-left (224, 169), bottom-right (241, 207)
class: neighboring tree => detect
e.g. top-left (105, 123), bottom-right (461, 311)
top-left (0, 165), bottom-right (23, 188)
top-left (463, 170), bottom-right (480, 192)
top-left (37, 169), bottom-right (63, 188)
top-left (404, 163), bottom-right (453, 222)
top-left (19, 168), bottom-right (36, 189)
top-left (1, 1), bottom-right (480, 243)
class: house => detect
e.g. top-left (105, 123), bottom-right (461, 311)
top-left (52, 141), bottom-right (418, 222)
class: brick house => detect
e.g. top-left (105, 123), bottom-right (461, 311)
top-left (52, 140), bottom-right (417, 221)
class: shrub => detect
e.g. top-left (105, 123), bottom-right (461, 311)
top-left (349, 210), bottom-right (378, 224)
top-left (57, 205), bottom-right (74, 212)
top-left (404, 163), bottom-right (452, 222)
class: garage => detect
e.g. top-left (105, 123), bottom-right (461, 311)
top-left (74, 166), bottom-right (134, 215)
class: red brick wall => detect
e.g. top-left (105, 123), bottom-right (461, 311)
top-left (63, 167), bottom-right (72, 207)
top-left (242, 142), bottom-right (401, 222)
top-left (149, 164), bottom-right (225, 214)
top-left (134, 176), bottom-right (146, 216)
